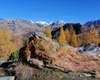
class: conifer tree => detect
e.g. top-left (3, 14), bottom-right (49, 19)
top-left (45, 27), bottom-right (52, 38)
top-left (65, 29), bottom-right (70, 43)
top-left (0, 26), bottom-right (17, 56)
top-left (58, 27), bottom-right (67, 44)
top-left (93, 30), bottom-right (99, 45)
top-left (81, 25), bottom-right (100, 45)
top-left (68, 25), bottom-right (74, 34)
top-left (77, 37), bottom-right (82, 46)
top-left (80, 25), bottom-right (87, 33)
top-left (89, 26), bottom-right (99, 45)
top-left (69, 29), bottom-right (78, 47)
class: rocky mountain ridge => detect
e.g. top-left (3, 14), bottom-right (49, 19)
top-left (84, 19), bottom-right (100, 27)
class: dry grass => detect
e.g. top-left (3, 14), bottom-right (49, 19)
top-left (15, 63), bottom-right (37, 80)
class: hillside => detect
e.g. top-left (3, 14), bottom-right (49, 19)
top-left (0, 18), bottom-right (66, 35)
top-left (0, 18), bottom-right (45, 35)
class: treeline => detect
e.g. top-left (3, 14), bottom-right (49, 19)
top-left (0, 25), bottom-right (99, 56)
top-left (45, 25), bottom-right (100, 47)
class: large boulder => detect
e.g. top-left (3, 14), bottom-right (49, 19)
top-left (20, 32), bottom-right (60, 64)
top-left (20, 32), bottom-right (100, 72)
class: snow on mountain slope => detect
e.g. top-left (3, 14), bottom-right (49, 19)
top-left (35, 20), bottom-right (65, 27)
top-left (36, 21), bottom-right (49, 26)
top-left (50, 20), bottom-right (65, 26)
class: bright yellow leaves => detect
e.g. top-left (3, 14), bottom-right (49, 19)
top-left (0, 26), bottom-right (17, 56)
top-left (45, 27), bottom-right (52, 38)
top-left (58, 27), bottom-right (67, 44)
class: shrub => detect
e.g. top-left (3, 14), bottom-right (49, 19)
top-left (8, 50), bottom-right (19, 60)
top-left (0, 55), bottom-right (4, 58)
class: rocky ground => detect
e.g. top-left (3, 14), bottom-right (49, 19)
top-left (0, 62), bottom-right (100, 80)
top-left (0, 32), bottom-right (100, 80)
top-left (30, 68), bottom-right (100, 80)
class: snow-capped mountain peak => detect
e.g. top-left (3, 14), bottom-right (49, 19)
top-left (36, 21), bottom-right (49, 26)
top-left (30, 20), bottom-right (34, 23)
top-left (50, 20), bottom-right (65, 26)
top-left (49, 21), bottom-right (54, 25)
top-left (28, 19), bottom-right (34, 23)
top-left (56, 20), bottom-right (65, 25)
top-left (35, 20), bottom-right (66, 27)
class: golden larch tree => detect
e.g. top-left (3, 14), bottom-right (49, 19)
top-left (12, 35), bottom-right (23, 49)
top-left (65, 29), bottom-right (70, 44)
top-left (77, 37), bottom-right (82, 46)
top-left (68, 25), bottom-right (74, 34)
top-left (0, 26), bottom-right (17, 56)
top-left (93, 30), bottom-right (100, 45)
top-left (80, 25), bottom-right (87, 33)
top-left (69, 29), bottom-right (78, 47)
top-left (58, 27), bottom-right (67, 44)
top-left (89, 26), bottom-right (100, 45)
top-left (45, 27), bottom-right (52, 38)
top-left (89, 26), bottom-right (96, 43)
top-left (80, 25), bottom-right (100, 45)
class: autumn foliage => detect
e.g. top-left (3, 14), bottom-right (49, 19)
top-left (45, 27), bottom-right (52, 38)
top-left (65, 29), bottom-right (70, 43)
top-left (58, 27), bottom-right (67, 44)
top-left (79, 25), bottom-right (100, 45)
top-left (0, 26), bottom-right (17, 56)
top-left (57, 25), bottom-right (100, 47)
top-left (69, 29), bottom-right (78, 47)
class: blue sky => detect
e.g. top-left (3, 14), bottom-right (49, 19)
top-left (0, 0), bottom-right (100, 23)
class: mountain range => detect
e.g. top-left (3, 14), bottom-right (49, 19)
top-left (0, 18), bottom-right (66, 35)
top-left (0, 18), bottom-right (100, 36)
top-left (35, 19), bottom-right (100, 27)
top-left (84, 20), bottom-right (100, 27)
top-left (31, 19), bottom-right (100, 27)
top-left (35, 20), bottom-right (65, 27)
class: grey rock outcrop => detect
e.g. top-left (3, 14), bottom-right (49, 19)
top-left (77, 43), bottom-right (100, 56)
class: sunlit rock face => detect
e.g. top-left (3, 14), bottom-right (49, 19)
top-left (20, 32), bottom-right (100, 72)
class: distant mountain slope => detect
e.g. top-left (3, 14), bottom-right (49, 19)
top-left (84, 19), bottom-right (100, 27)
top-left (0, 19), bottom-right (66, 35)
top-left (0, 18), bottom-right (45, 35)
top-left (50, 20), bottom-right (65, 27)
